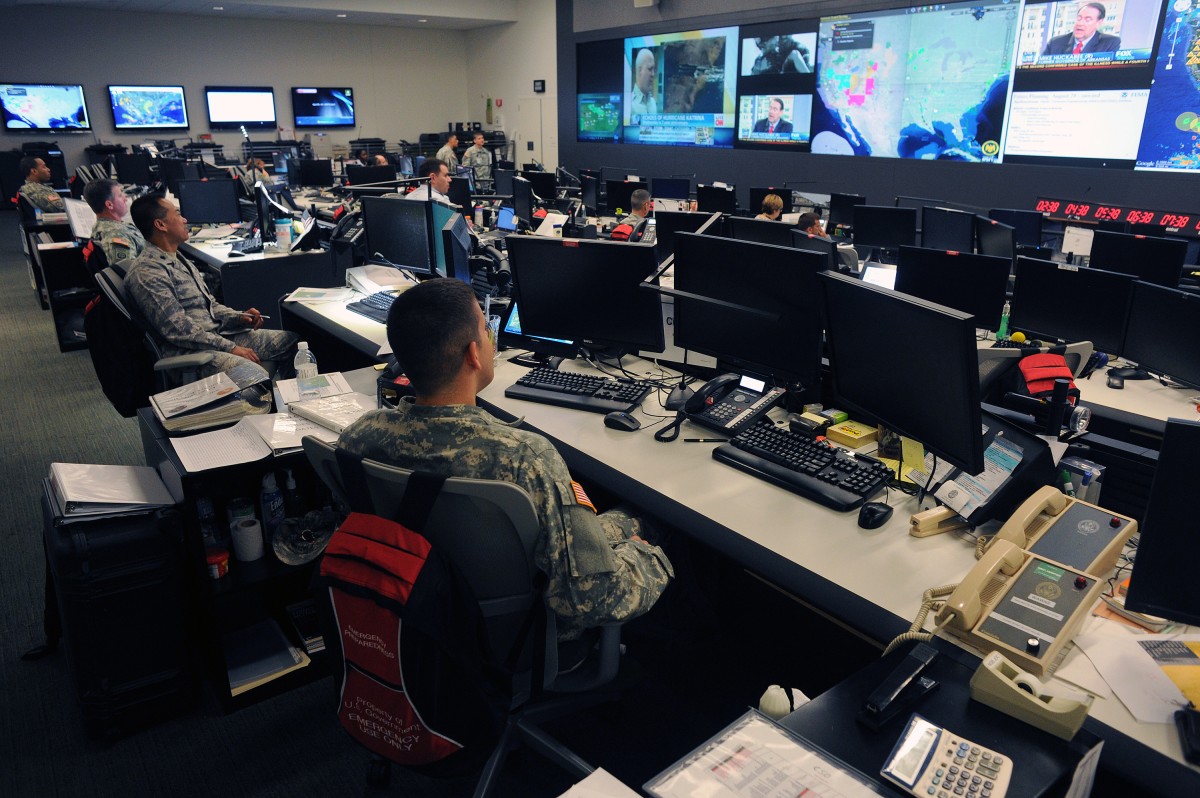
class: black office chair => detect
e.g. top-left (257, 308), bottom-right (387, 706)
top-left (15, 194), bottom-right (39, 225)
top-left (303, 437), bottom-right (625, 797)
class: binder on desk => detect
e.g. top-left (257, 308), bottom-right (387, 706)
top-left (47, 463), bottom-right (174, 517)
top-left (289, 392), bottom-right (377, 434)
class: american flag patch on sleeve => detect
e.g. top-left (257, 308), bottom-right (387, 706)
top-left (570, 481), bottom-right (596, 513)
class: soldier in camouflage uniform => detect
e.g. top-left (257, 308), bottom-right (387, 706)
top-left (338, 279), bottom-right (673, 642)
top-left (462, 132), bottom-right (493, 188)
top-left (84, 179), bottom-right (145, 269)
top-left (124, 194), bottom-right (298, 377)
top-left (17, 156), bottom-right (65, 212)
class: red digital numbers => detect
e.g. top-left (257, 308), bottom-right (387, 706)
top-left (1065, 203), bottom-right (1091, 218)
top-left (1094, 206), bottom-right (1122, 221)
top-left (1159, 214), bottom-right (1190, 229)
top-left (1035, 199), bottom-right (1060, 213)
top-left (1125, 210), bottom-right (1155, 224)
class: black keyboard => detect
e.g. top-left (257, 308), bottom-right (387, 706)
top-left (713, 422), bottom-right (891, 511)
top-left (505, 367), bottom-right (653, 414)
top-left (991, 339), bottom-right (1037, 349)
top-left (346, 291), bottom-right (397, 324)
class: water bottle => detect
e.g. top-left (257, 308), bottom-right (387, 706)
top-left (260, 472), bottom-right (286, 545)
top-left (282, 468), bottom-right (303, 518)
top-left (294, 342), bottom-right (319, 399)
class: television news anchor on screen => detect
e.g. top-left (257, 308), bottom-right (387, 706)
top-left (1042, 2), bottom-right (1120, 55)
top-left (753, 98), bottom-right (793, 135)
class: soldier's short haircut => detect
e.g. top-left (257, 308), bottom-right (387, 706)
top-left (386, 279), bottom-right (482, 395)
top-left (19, 156), bottom-right (40, 178)
top-left (131, 194), bottom-right (170, 240)
top-left (84, 179), bottom-right (121, 213)
top-left (630, 189), bottom-right (651, 211)
top-left (418, 158), bottom-right (447, 180)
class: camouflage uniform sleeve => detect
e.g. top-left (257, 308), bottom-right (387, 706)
top-left (516, 437), bottom-right (674, 639)
top-left (125, 261), bottom-right (237, 352)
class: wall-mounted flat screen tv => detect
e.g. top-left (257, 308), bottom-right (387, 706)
top-left (108, 85), bottom-right (188, 130)
top-left (1, 83), bottom-right (91, 131)
top-left (204, 85), bottom-right (276, 130)
top-left (291, 87), bottom-right (355, 128)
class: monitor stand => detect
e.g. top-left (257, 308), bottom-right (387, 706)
top-left (507, 351), bottom-right (556, 368)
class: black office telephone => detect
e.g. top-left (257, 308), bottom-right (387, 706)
top-left (330, 210), bottom-right (363, 243)
top-left (684, 373), bottom-right (786, 434)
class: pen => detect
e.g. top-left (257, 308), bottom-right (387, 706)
top-left (684, 438), bottom-right (728, 443)
top-left (255, 315), bottom-right (271, 320)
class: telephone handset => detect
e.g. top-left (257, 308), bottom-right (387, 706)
top-left (937, 540), bottom-right (1025, 634)
top-left (985, 484), bottom-right (1136, 576)
top-left (683, 373), bottom-right (786, 434)
top-left (331, 210), bottom-right (363, 242)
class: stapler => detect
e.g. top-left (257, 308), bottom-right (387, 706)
top-left (909, 505), bottom-right (969, 538)
top-left (857, 642), bottom-right (939, 729)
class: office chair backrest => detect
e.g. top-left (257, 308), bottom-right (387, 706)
top-left (16, 194), bottom-right (38, 224)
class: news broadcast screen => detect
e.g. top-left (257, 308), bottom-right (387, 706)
top-left (622, 26), bottom-right (738, 148)
top-left (736, 21), bottom-right (817, 149)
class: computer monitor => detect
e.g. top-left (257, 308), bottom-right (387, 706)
top-left (511, 176), bottom-right (535, 224)
top-left (852, 205), bottom-right (917, 249)
top-left (895, 246), bottom-right (1011, 331)
top-left (493, 168), bottom-right (515, 196)
top-left (440, 214), bottom-right (474, 285)
top-left (820, 271), bottom-right (985, 474)
top-left (652, 210), bottom-right (720, 264)
top-left (176, 178), bottom-right (240, 225)
top-left (113, 152), bottom-right (152, 186)
top-left (726, 216), bottom-right (796, 248)
top-left (255, 183), bottom-right (292, 230)
top-left (652, 177), bottom-right (690, 200)
top-left (921, 207), bottom-right (975, 252)
top-left (498, 300), bottom-right (577, 359)
top-left (673, 233), bottom-right (826, 392)
top-left (605, 179), bottom-right (646, 215)
top-left (975, 216), bottom-right (1016, 262)
top-left (1121, 281), bottom-right (1200, 388)
top-left (789, 230), bottom-right (838, 272)
top-left (895, 195), bottom-right (950, 214)
top-left (296, 159), bottom-right (334, 188)
top-left (1123, 418), bottom-right (1200, 625)
top-left (429, 200), bottom-right (459, 278)
top-left (445, 177), bottom-right (473, 215)
top-left (1010, 256), bottom-right (1135, 354)
top-left (1087, 230), bottom-right (1187, 288)
top-left (695, 184), bottom-right (736, 214)
top-left (828, 192), bottom-right (866, 228)
top-left (495, 205), bottom-right (518, 233)
top-left (345, 164), bottom-right (396, 186)
top-left (520, 170), bottom-right (556, 201)
top-left (580, 174), bottom-right (600, 214)
top-left (507, 236), bottom-right (664, 354)
top-left (988, 208), bottom-right (1043, 248)
top-left (157, 158), bottom-right (188, 194)
top-left (360, 195), bottom-right (434, 274)
top-left (748, 187), bottom-right (793, 216)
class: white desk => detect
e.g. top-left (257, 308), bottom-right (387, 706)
top-left (1078, 373), bottom-right (1200, 431)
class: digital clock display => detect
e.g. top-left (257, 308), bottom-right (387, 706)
top-left (1034, 196), bottom-right (1200, 239)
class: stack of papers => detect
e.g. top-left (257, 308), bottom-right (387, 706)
top-left (150, 363), bottom-right (271, 433)
top-left (223, 618), bottom-right (310, 696)
top-left (289, 392), bottom-right (377, 434)
top-left (46, 463), bottom-right (175, 520)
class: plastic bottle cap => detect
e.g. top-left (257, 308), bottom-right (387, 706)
top-left (298, 341), bottom-right (309, 351)
top-left (262, 472), bottom-right (277, 490)
top-left (285, 468), bottom-right (297, 490)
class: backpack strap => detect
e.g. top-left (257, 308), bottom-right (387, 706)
top-left (334, 447), bottom-right (448, 530)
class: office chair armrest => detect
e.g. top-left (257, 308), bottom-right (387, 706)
top-left (551, 623), bottom-right (623, 693)
top-left (153, 352), bottom-right (215, 372)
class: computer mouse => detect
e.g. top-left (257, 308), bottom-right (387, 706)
top-left (1106, 373), bottom-right (1124, 390)
top-left (226, 250), bottom-right (246, 258)
top-left (604, 411), bottom-right (641, 432)
top-left (857, 501), bottom-right (894, 529)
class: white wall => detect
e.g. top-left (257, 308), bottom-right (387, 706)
top-left (4, 5), bottom-right (476, 168)
top-left (466, 0), bottom-right (559, 167)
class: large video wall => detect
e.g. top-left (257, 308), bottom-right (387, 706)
top-left (576, 0), bottom-right (1200, 174)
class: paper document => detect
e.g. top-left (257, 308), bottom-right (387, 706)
top-left (558, 768), bottom-right (640, 797)
top-left (285, 287), bottom-right (355, 303)
top-left (275, 372), bottom-right (353, 406)
top-left (244, 412), bottom-right (339, 456)
top-left (1075, 632), bottom-right (1197, 723)
top-left (169, 418), bottom-right (272, 473)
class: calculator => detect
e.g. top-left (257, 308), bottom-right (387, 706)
top-left (881, 714), bottom-right (1012, 798)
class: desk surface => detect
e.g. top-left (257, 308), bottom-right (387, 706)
top-left (285, 299), bottom-right (1198, 792)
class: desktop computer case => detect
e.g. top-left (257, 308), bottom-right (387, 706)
top-left (40, 491), bottom-right (195, 737)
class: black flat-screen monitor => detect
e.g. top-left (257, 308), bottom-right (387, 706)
top-left (1121, 281), bottom-right (1200, 389)
top-left (581, 174), bottom-right (600, 213)
top-left (507, 236), bottom-right (664, 354)
top-left (1124, 419), bottom-right (1200, 626)
top-left (499, 300), bottom-right (577, 359)
top-left (108, 85), bottom-right (187, 130)
top-left (360, 195), bottom-right (434, 274)
top-left (895, 195), bottom-right (949, 214)
top-left (652, 210), bottom-right (720, 264)
top-left (114, 152), bottom-right (152, 186)
top-left (652, 177), bottom-right (690, 200)
top-left (345, 164), bottom-right (396, 186)
top-left (921, 207), bottom-right (975, 252)
top-left (748, 187), bottom-right (793, 216)
top-left (511, 176), bottom-right (535, 223)
top-left (520, 170), bottom-right (556, 201)
top-left (696, 184), bottom-right (736, 214)
top-left (440, 214), bottom-right (474, 285)
top-left (1088, 230), bottom-right (1187, 288)
top-left (291, 86), bottom-right (355, 128)
top-left (296, 159), bottom-right (334, 188)
top-left (204, 86), bottom-right (275, 130)
top-left (446, 177), bottom-right (473, 216)
top-left (176, 179), bottom-right (240, 225)
top-left (1, 83), bottom-right (90, 131)
top-left (790, 229), bottom-right (838, 272)
top-left (605, 179), bottom-right (646, 215)
top-left (975, 216), bottom-right (1015, 262)
top-left (493, 168), bottom-right (515, 196)
top-left (828, 192), bottom-right (866, 227)
top-left (820, 271), bottom-right (984, 474)
top-left (726, 216), bottom-right (796, 248)
top-left (1010, 256), bottom-right (1135, 354)
top-left (673, 233), bottom-right (826, 391)
top-left (852, 205), bottom-right (917, 249)
top-left (988, 208), bottom-right (1043, 248)
top-left (896, 247), bottom-right (1011, 331)
top-left (157, 158), bottom-right (198, 195)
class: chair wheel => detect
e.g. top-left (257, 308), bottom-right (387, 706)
top-left (366, 757), bottom-right (391, 787)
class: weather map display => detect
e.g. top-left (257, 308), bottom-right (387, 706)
top-left (1136, 0), bottom-right (1200, 171)
top-left (1, 83), bottom-right (90, 130)
top-left (578, 93), bottom-right (622, 142)
top-left (812, 2), bottom-right (1018, 161)
top-left (108, 85), bottom-right (188, 130)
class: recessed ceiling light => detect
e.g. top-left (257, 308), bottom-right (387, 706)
top-left (337, 13), bottom-right (346, 17)
top-left (418, 19), bottom-right (428, 23)
top-left (213, 5), bottom-right (224, 9)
